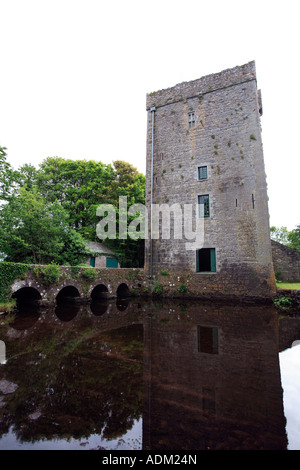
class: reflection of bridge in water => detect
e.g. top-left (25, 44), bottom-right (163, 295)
top-left (2, 298), bottom-right (297, 449)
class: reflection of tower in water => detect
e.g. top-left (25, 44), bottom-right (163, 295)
top-left (142, 301), bottom-right (288, 450)
top-left (2, 298), bottom-right (289, 449)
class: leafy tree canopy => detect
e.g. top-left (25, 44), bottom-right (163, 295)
top-left (0, 150), bottom-right (146, 267)
top-left (270, 225), bottom-right (300, 252)
top-left (0, 185), bottom-right (90, 265)
top-left (0, 146), bottom-right (20, 202)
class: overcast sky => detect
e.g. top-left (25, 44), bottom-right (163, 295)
top-left (0, 0), bottom-right (299, 230)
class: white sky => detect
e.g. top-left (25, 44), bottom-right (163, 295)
top-left (0, 0), bottom-right (299, 230)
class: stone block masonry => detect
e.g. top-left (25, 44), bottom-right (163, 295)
top-left (145, 61), bottom-right (277, 300)
top-left (10, 265), bottom-right (147, 306)
top-left (271, 240), bottom-right (300, 282)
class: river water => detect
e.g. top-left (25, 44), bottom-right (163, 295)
top-left (0, 297), bottom-right (299, 450)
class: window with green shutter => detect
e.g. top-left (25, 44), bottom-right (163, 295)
top-left (196, 248), bottom-right (216, 272)
top-left (106, 257), bottom-right (118, 268)
top-left (198, 194), bottom-right (210, 217)
top-left (198, 166), bottom-right (207, 180)
top-left (210, 248), bottom-right (216, 272)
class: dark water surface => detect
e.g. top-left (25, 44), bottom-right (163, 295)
top-left (0, 298), bottom-right (300, 450)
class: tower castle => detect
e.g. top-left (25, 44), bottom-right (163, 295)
top-left (145, 61), bottom-right (276, 299)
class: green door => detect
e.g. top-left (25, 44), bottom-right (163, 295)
top-left (210, 248), bottom-right (216, 272)
top-left (106, 257), bottom-right (118, 268)
top-left (90, 256), bottom-right (95, 267)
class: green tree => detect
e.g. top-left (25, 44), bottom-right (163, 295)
top-left (0, 154), bottom-right (146, 267)
top-left (270, 226), bottom-right (290, 245)
top-left (270, 224), bottom-right (300, 252)
top-left (57, 229), bottom-right (91, 266)
top-left (15, 163), bottom-right (39, 190)
top-left (101, 160), bottom-right (146, 267)
top-left (36, 157), bottom-right (116, 239)
top-left (288, 224), bottom-right (300, 252)
top-left (0, 146), bottom-right (19, 202)
top-left (0, 185), bottom-right (90, 265)
top-left (36, 158), bottom-right (146, 267)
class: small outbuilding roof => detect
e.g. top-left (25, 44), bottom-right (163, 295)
top-left (86, 241), bottom-right (117, 256)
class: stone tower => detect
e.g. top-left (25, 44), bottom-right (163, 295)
top-left (145, 61), bottom-right (276, 300)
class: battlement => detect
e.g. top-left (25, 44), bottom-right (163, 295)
top-left (146, 61), bottom-right (257, 110)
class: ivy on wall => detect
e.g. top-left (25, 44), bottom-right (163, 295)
top-left (0, 262), bottom-right (30, 302)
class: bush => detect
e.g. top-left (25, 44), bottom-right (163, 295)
top-left (34, 262), bottom-right (63, 286)
top-left (274, 296), bottom-right (293, 310)
top-left (0, 262), bottom-right (30, 302)
top-left (178, 283), bottom-right (187, 293)
top-left (81, 268), bottom-right (99, 281)
top-left (153, 280), bottom-right (163, 295)
top-left (160, 269), bottom-right (169, 276)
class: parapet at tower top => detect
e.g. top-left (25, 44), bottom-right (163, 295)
top-left (146, 61), bottom-right (257, 111)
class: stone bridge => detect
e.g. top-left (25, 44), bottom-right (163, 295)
top-left (10, 265), bottom-right (147, 307)
top-left (6, 263), bottom-right (300, 308)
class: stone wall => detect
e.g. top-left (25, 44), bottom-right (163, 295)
top-left (10, 265), bottom-right (146, 306)
top-left (145, 61), bottom-right (276, 299)
top-left (271, 240), bottom-right (300, 282)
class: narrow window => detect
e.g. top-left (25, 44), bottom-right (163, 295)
top-left (197, 325), bottom-right (219, 354)
top-left (188, 112), bottom-right (195, 129)
top-left (198, 166), bottom-right (207, 180)
top-left (196, 248), bottom-right (216, 272)
top-left (198, 194), bottom-right (210, 217)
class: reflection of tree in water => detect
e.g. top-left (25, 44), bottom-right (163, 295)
top-left (0, 324), bottom-right (143, 444)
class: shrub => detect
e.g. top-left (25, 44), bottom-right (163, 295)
top-left (81, 268), bottom-right (99, 281)
top-left (160, 269), bottom-right (169, 276)
top-left (153, 280), bottom-right (163, 295)
top-left (34, 262), bottom-right (63, 286)
top-left (274, 296), bottom-right (293, 310)
top-left (178, 283), bottom-right (187, 293)
top-left (0, 262), bottom-right (30, 302)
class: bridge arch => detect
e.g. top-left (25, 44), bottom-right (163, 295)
top-left (12, 286), bottom-right (41, 308)
top-left (116, 283), bottom-right (130, 298)
top-left (56, 285), bottom-right (81, 305)
top-left (91, 284), bottom-right (109, 300)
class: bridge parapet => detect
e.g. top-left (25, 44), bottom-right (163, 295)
top-left (7, 264), bottom-right (147, 306)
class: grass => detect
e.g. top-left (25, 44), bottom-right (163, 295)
top-left (276, 282), bottom-right (300, 290)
